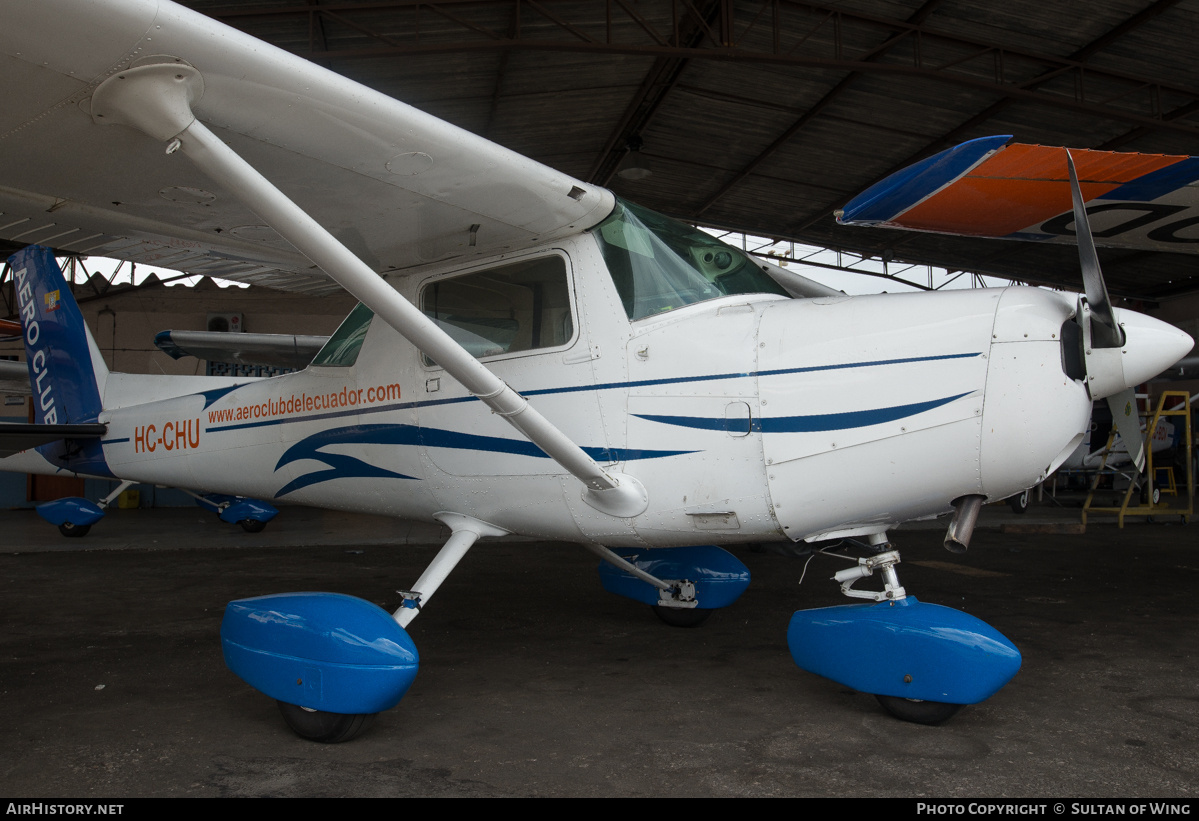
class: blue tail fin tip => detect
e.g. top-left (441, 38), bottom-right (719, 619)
top-left (9, 245), bottom-right (106, 425)
top-left (10, 246), bottom-right (113, 478)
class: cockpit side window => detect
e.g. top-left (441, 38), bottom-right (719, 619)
top-left (311, 302), bottom-right (374, 367)
top-left (593, 199), bottom-right (789, 320)
top-left (419, 255), bottom-right (574, 364)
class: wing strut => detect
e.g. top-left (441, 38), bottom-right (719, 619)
top-left (91, 61), bottom-right (647, 518)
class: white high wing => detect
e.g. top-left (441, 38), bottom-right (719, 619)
top-left (0, 0), bottom-right (1192, 739)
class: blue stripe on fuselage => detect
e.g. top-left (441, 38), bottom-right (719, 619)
top-left (634, 392), bottom-right (974, 434)
top-left (272, 422), bottom-right (695, 496)
top-left (204, 352), bottom-right (983, 434)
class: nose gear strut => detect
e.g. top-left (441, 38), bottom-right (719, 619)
top-left (833, 550), bottom-right (906, 602)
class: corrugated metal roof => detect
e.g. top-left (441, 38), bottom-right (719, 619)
top-left (171, 1), bottom-right (1199, 299)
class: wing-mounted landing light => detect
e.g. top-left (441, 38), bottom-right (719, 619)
top-left (90, 60), bottom-right (648, 519)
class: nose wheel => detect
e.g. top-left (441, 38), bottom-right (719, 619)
top-left (787, 534), bottom-right (1020, 724)
top-left (276, 701), bottom-right (375, 743)
top-left (832, 546), bottom-right (965, 722)
top-left (875, 695), bottom-right (963, 725)
top-left (653, 606), bottom-right (713, 628)
top-left (1007, 489), bottom-right (1030, 513)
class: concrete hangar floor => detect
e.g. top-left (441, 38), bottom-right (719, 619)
top-left (0, 502), bottom-right (1195, 798)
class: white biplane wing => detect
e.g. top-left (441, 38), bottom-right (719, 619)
top-left (0, 0), bottom-right (612, 294)
top-left (837, 135), bottom-right (1199, 253)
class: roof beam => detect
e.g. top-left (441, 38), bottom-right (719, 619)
top-left (691, 0), bottom-right (944, 217)
top-left (207, 1), bottom-right (1199, 104)
top-left (306, 0), bottom-right (331, 61)
top-left (585, 55), bottom-right (688, 185)
top-left (481, 6), bottom-right (521, 139)
top-left (585, 0), bottom-right (728, 186)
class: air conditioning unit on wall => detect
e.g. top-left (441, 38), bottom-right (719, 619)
top-left (207, 312), bottom-right (244, 333)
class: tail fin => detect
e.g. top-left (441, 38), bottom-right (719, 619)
top-left (10, 246), bottom-right (109, 424)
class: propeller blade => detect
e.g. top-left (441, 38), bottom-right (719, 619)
top-left (1066, 151), bottom-right (1123, 349)
top-left (1106, 388), bottom-right (1145, 473)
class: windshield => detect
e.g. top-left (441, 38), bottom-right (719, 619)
top-left (592, 199), bottom-right (788, 320)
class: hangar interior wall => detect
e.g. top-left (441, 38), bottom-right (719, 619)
top-left (1, 277), bottom-right (356, 509)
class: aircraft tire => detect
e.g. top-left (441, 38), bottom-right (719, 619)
top-left (239, 519), bottom-right (267, 533)
top-left (652, 606), bottom-right (712, 628)
top-left (875, 695), bottom-right (963, 725)
top-left (276, 701), bottom-right (375, 743)
top-left (1007, 490), bottom-right (1030, 514)
top-left (58, 522), bottom-right (90, 538)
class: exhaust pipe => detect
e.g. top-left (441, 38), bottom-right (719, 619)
top-left (944, 495), bottom-right (985, 554)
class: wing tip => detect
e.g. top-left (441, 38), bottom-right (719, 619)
top-left (838, 135), bottom-right (1014, 226)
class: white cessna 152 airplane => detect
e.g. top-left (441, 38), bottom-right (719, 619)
top-left (0, 0), bottom-right (1192, 740)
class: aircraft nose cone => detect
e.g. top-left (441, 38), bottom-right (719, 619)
top-left (1115, 309), bottom-right (1194, 389)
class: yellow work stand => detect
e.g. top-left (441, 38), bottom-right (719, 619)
top-left (1082, 390), bottom-right (1194, 528)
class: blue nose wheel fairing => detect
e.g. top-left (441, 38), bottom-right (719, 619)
top-left (221, 592), bottom-right (419, 716)
top-left (787, 597), bottom-right (1021, 705)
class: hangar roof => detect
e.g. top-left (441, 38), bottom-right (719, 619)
top-left (178, 1), bottom-right (1199, 300)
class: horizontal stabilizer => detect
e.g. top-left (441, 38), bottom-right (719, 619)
top-left (155, 330), bottom-right (328, 370)
top-left (838, 137), bottom-right (1199, 254)
top-left (0, 421), bottom-right (107, 457)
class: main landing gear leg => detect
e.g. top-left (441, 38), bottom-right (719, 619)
top-left (222, 512), bottom-right (507, 742)
top-left (587, 543), bottom-right (751, 625)
top-left (275, 513), bottom-right (508, 742)
top-left (787, 531), bottom-right (1021, 725)
top-left (586, 543), bottom-right (709, 627)
top-left (180, 489), bottom-right (279, 533)
top-left (393, 513), bottom-right (510, 628)
top-left (37, 479), bottom-right (137, 537)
